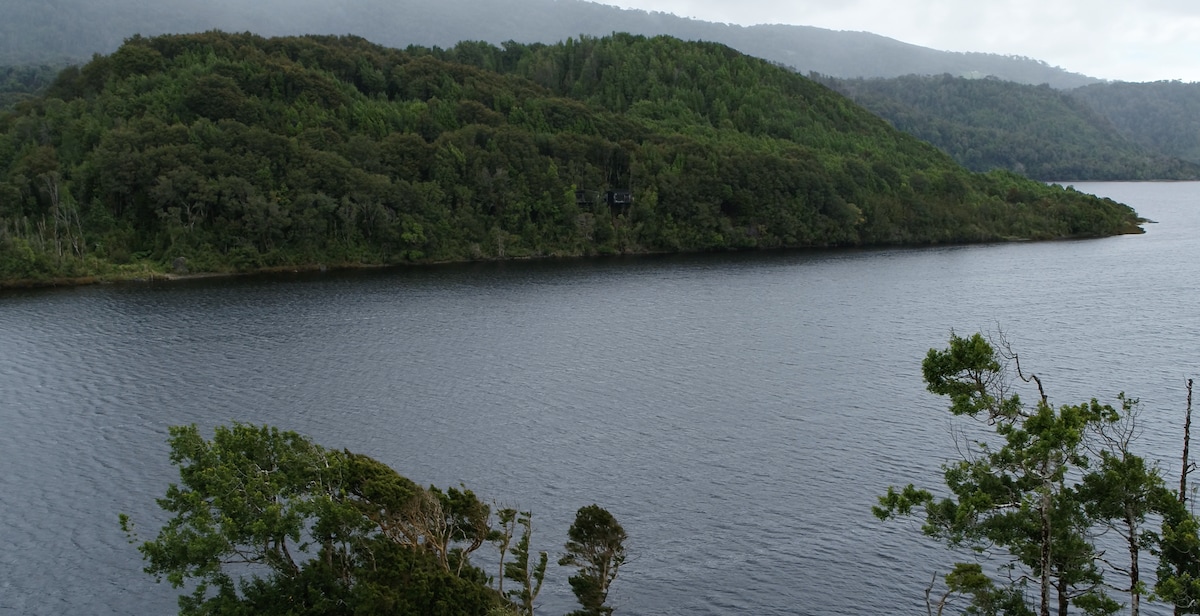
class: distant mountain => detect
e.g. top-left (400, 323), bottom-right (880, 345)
top-left (823, 74), bottom-right (1200, 181)
top-left (1, 0), bottom-right (1098, 87)
top-left (0, 32), bottom-right (1140, 283)
top-left (1071, 81), bottom-right (1200, 165)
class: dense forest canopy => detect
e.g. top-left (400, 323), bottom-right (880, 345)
top-left (824, 74), bottom-right (1200, 181)
top-left (1072, 80), bottom-right (1200, 165)
top-left (0, 64), bottom-right (63, 110)
top-left (0, 32), bottom-right (1141, 283)
top-left (10, 0), bottom-right (1200, 189)
top-left (1, 0), bottom-right (1099, 87)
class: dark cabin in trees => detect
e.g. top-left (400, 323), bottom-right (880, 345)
top-left (575, 189), bottom-right (634, 210)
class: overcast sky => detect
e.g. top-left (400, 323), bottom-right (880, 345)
top-left (604, 0), bottom-right (1200, 83)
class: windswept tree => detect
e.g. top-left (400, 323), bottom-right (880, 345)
top-left (120, 423), bottom-right (505, 615)
top-left (492, 507), bottom-right (518, 596)
top-left (560, 504), bottom-right (627, 616)
top-left (875, 333), bottom-right (1123, 616)
top-left (501, 509), bottom-right (547, 616)
top-left (122, 423), bottom-right (634, 616)
top-left (1075, 395), bottom-right (1173, 616)
top-left (1157, 379), bottom-right (1200, 615)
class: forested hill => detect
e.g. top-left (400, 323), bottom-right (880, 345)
top-left (0, 32), bottom-right (1140, 283)
top-left (0, 64), bottom-right (62, 110)
top-left (824, 74), bottom-right (1200, 181)
top-left (1072, 81), bottom-right (1200, 165)
top-left (2, 0), bottom-right (1097, 87)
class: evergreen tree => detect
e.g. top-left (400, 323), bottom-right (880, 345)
top-left (877, 333), bottom-right (1123, 616)
top-left (560, 504), bottom-right (627, 616)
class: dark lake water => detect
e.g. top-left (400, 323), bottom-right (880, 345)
top-left (2, 182), bottom-right (1198, 615)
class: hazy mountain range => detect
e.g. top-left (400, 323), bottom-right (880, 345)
top-left (3, 0), bottom-right (1099, 88)
top-left (1072, 81), bottom-right (1200, 165)
top-left (824, 75), bottom-right (1200, 180)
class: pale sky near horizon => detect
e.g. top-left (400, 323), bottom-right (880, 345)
top-left (602, 0), bottom-right (1200, 83)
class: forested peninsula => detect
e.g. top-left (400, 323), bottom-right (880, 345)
top-left (0, 32), bottom-right (1142, 285)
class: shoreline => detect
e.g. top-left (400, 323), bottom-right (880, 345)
top-left (0, 224), bottom-right (1147, 291)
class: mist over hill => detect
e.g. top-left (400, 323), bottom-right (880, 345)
top-left (1072, 81), bottom-right (1200, 165)
top-left (824, 74), bottom-right (1200, 181)
top-left (2, 0), bottom-right (1098, 87)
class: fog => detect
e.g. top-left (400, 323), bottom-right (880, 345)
top-left (1, 0), bottom-right (1097, 86)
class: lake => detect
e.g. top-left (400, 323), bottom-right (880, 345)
top-left (1, 181), bottom-right (1198, 615)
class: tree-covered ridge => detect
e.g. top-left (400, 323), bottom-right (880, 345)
top-left (824, 74), bottom-right (1200, 181)
top-left (1072, 80), bottom-right (1200, 165)
top-left (0, 32), bottom-right (1141, 283)
top-left (0, 64), bottom-right (62, 111)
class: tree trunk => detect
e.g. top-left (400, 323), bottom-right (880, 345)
top-left (1178, 379), bottom-right (1193, 616)
top-left (1129, 511), bottom-right (1140, 616)
top-left (1183, 379), bottom-right (1193, 504)
top-left (1041, 478), bottom-right (1053, 616)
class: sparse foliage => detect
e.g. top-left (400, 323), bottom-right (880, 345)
top-left (502, 510), bottom-right (547, 616)
top-left (1156, 378), bottom-right (1200, 615)
top-left (876, 333), bottom-right (1150, 616)
top-left (881, 335), bottom-right (1200, 616)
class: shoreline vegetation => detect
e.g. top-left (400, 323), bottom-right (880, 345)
top-left (0, 225), bottom-right (1146, 291)
top-left (0, 32), bottom-right (1145, 289)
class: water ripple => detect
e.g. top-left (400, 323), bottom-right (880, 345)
top-left (0, 183), bottom-right (1196, 615)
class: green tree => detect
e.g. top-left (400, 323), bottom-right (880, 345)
top-left (882, 342), bottom-right (1200, 615)
top-left (923, 563), bottom-right (1034, 616)
top-left (502, 510), bottom-right (547, 616)
top-left (1076, 395), bottom-right (1171, 616)
top-left (876, 333), bottom-right (1122, 616)
top-left (491, 507), bottom-right (519, 596)
top-left (118, 423), bottom-right (363, 613)
top-left (1157, 500), bottom-right (1200, 614)
top-left (1156, 379), bottom-right (1200, 615)
top-left (429, 483), bottom-right (493, 576)
top-left (120, 423), bottom-right (505, 615)
top-left (559, 504), bottom-right (627, 616)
